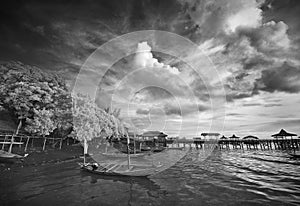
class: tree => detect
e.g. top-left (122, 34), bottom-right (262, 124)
top-left (72, 93), bottom-right (127, 142)
top-left (25, 108), bottom-right (57, 150)
top-left (0, 61), bottom-right (72, 135)
top-left (25, 108), bottom-right (56, 136)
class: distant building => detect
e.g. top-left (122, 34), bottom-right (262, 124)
top-left (201, 133), bottom-right (220, 137)
top-left (141, 131), bottom-right (168, 147)
top-left (201, 133), bottom-right (220, 139)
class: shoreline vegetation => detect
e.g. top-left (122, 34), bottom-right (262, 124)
top-left (0, 61), bottom-right (128, 160)
top-left (0, 61), bottom-right (299, 167)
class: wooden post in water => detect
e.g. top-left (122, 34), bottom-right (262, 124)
top-left (42, 137), bottom-right (47, 151)
top-left (59, 138), bottom-right (63, 149)
top-left (125, 131), bottom-right (131, 169)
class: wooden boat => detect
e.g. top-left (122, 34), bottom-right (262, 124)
top-left (80, 136), bottom-right (188, 177)
top-left (79, 162), bottom-right (163, 177)
top-left (97, 151), bottom-right (149, 158)
top-left (0, 139), bottom-right (28, 162)
top-left (0, 150), bottom-right (28, 162)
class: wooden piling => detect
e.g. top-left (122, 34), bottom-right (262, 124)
top-left (42, 137), bottom-right (47, 151)
top-left (59, 138), bottom-right (63, 149)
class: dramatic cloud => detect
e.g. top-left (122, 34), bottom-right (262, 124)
top-left (236, 21), bottom-right (290, 53)
top-left (134, 42), bottom-right (180, 74)
top-left (255, 62), bottom-right (300, 93)
top-left (226, 7), bottom-right (262, 32)
top-left (1, 0), bottom-right (300, 136)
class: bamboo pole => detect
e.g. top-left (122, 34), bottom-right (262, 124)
top-left (126, 132), bottom-right (130, 169)
top-left (133, 131), bottom-right (136, 154)
top-left (31, 137), bottom-right (34, 148)
top-left (2, 135), bottom-right (7, 150)
top-left (19, 136), bottom-right (23, 148)
top-left (83, 138), bottom-right (88, 165)
top-left (16, 119), bottom-right (22, 135)
top-left (24, 136), bottom-right (30, 152)
top-left (8, 135), bottom-right (14, 153)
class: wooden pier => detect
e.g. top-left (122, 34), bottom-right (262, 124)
top-left (168, 138), bottom-right (300, 151)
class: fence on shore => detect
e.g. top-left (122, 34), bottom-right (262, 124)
top-left (0, 130), bottom-right (76, 153)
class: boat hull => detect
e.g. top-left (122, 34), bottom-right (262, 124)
top-left (79, 162), bottom-right (155, 177)
top-left (0, 150), bottom-right (25, 163)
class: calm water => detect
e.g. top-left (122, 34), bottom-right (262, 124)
top-left (1, 149), bottom-right (300, 206)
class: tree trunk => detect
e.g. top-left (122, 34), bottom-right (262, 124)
top-left (42, 135), bottom-right (47, 151)
top-left (24, 136), bottom-right (30, 152)
top-left (16, 119), bottom-right (22, 135)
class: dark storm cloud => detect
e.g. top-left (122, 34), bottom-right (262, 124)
top-left (1, 0), bottom-right (300, 104)
top-left (235, 21), bottom-right (290, 55)
top-left (136, 108), bottom-right (150, 115)
top-left (226, 113), bottom-right (245, 117)
top-left (263, 0), bottom-right (300, 41)
top-left (133, 86), bottom-right (174, 103)
top-left (225, 93), bottom-right (254, 102)
top-left (0, 0), bottom-right (191, 80)
top-left (242, 56), bottom-right (273, 70)
top-left (263, 103), bottom-right (282, 107)
top-left (255, 62), bottom-right (300, 93)
top-left (163, 102), bottom-right (209, 116)
top-left (242, 103), bottom-right (262, 107)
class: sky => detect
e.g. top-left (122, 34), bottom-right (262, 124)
top-left (1, 0), bottom-right (300, 138)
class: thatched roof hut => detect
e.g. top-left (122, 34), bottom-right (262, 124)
top-left (243, 135), bottom-right (259, 140)
top-left (271, 129), bottom-right (297, 139)
top-left (220, 135), bottom-right (227, 140)
top-left (142, 131), bottom-right (167, 138)
top-left (229, 134), bottom-right (240, 139)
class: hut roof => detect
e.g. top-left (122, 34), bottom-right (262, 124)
top-left (229, 134), bottom-right (240, 139)
top-left (271, 129), bottom-right (297, 137)
top-left (243, 135), bottom-right (259, 140)
top-left (201, 132), bottom-right (220, 136)
top-left (220, 135), bottom-right (227, 140)
top-left (142, 131), bottom-right (167, 137)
